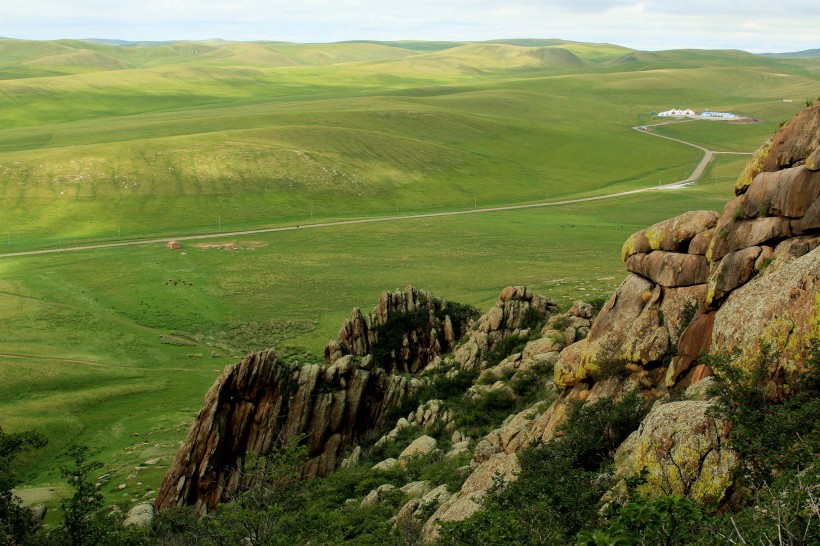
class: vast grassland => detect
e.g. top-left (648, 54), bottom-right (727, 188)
top-left (0, 38), bottom-right (818, 512)
top-left (0, 40), bottom-right (816, 249)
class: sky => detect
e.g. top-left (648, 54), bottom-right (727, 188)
top-left (2, 0), bottom-right (819, 53)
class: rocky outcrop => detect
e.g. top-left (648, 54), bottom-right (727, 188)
top-left (735, 104), bottom-right (820, 194)
top-left (155, 350), bottom-right (419, 514)
top-left (422, 453), bottom-right (521, 543)
top-left (713, 247), bottom-right (819, 382)
top-left (324, 286), bottom-right (478, 373)
top-left (613, 400), bottom-right (737, 505)
top-left (554, 275), bottom-right (704, 387)
top-left (453, 286), bottom-right (558, 369)
top-left (420, 105), bottom-right (820, 539)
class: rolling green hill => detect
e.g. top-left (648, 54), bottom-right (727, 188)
top-left (0, 38), bottom-right (816, 250)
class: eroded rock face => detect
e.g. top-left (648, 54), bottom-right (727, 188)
top-left (622, 210), bottom-right (719, 261)
top-left (422, 453), bottom-right (520, 543)
top-left (614, 401), bottom-right (737, 506)
top-left (713, 247), bottom-right (819, 380)
top-left (155, 350), bottom-right (419, 514)
top-left (453, 286), bottom-right (558, 369)
top-left (324, 286), bottom-right (478, 373)
top-left (554, 277), bottom-right (705, 386)
top-left (735, 104), bottom-right (820, 194)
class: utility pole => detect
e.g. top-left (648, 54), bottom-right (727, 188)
top-left (474, 195), bottom-right (477, 209)
top-left (218, 215), bottom-right (221, 229)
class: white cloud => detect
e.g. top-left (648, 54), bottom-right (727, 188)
top-left (1, 0), bottom-right (818, 52)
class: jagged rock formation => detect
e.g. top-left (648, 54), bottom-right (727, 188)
top-left (155, 350), bottom-right (419, 514)
top-left (324, 286), bottom-right (478, 373)
top-left (156, 287), bottom-right (476, 514)
top-left (452, 286), bottom-right (559, 370)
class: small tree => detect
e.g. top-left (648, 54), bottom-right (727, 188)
top-left (205, 435), bottom-right (308, 546)
top-left (50, 445), bottom-right (109, 546)
top-left (0, 426), bottom-right (47, 545)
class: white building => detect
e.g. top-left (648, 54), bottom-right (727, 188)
top-left (700, 111), bottom-right (736, 119)
top-left (658, 108), bottom-right (696, 117)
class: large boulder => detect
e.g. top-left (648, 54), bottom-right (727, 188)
top-left (735, 104), bottom-right (820, 194)
top-left (622, 210), bottom-right (719, 261)
top-left (626, 251), bottom-right (709, 287)
top-left (705, 246), bottom-right (762, 306)
top-left (614, 401), bottom-right (738, 506)
top-left (555, 276), bottom-right (704, 386)
top-left (712, 247), bottom-right (819, 379)
top-left (741, 166), bottom-right (820, 219)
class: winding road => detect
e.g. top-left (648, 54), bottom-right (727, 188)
top-left (0, 121), bottom-right (751, 259)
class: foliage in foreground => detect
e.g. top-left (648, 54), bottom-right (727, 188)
top-left (437, 390), bottom-right (648, 545)
top-left (581, 343), bottom-right (820, 546)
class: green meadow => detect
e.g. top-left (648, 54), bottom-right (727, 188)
top-left (0, 38), bottom-right (818, 510)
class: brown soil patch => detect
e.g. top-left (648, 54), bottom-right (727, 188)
top-left (194, 240), bottom-right (267, 251)
top-left (729, 117), bottom-right (762, 124)
top-left (194, 243), bottom-right (241, 251)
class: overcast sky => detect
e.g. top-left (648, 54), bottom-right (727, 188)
top-left (2, 0), bottom-right (818, 53)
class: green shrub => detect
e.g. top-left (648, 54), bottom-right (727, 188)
top-left (706, 343), bottom-right (819, 488)
top-left (371, 309), bottom-right (429, 371)
top-left (484, 334), bottom-right (533, 367)
top-left (454, 389), bottom-right (517, 438)
top-left (439, 391), bottom-right (647, 544)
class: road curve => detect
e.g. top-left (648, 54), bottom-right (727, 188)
top-left (0, 123), bottom-right (751, 259)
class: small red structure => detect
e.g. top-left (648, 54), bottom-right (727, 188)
top-left (167, 240), bottom-right (181, 250)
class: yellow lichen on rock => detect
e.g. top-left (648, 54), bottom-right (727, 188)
top-left (735, 138), bottom-right (773, 196)
top-left (627, 401), bottom-right (737, 506)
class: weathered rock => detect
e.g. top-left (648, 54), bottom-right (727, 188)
top-left (325, 286), bottom-right (478, 373)
top-left (614, 401), bottom-right (737, 505)
top-left (807, 146), bottom-right (820, 171)
top-left (454, 287), bottom-right (558, 369)
top-left (792, 197), bottom-right (820, 234)
top-left (742, 165), bottom-right (820, 219)
top-left (155, 350), bottom-right (418, 514)
top-left (361, 484), bottom-right (397, 507)
top-left (688, 228), bottom-right (714, 255)
top-left (713, 247), bottom-right (819, 380)
top-left (124, 503), bottom-right (154, 528)
top-left (622, 210), bottom-right (719, 261)
top-left (340, 446), bottom-right (361, 469)
top-left (372, 458), bottom-right (401, 472)
top-left (773, 235), bottom-right (820, 263)
top-left (706, 246), bottom-right (762, 306)
top-left (708, 216), bottom-right (791, 262)
top-left (423, 453), bottom-right (520, 543)
top-left (665, 310), bottom-right (714, 387)
top-left (736, 104), bottom-right (820, 195)
top-left (400, 481), bottom-right (434, 499)
top-left (626, 251), bottom-right (709, 287)
top-left (555, 278), bottom-right (704, 386)
top-left (400, 435), bottom-right (438, 460)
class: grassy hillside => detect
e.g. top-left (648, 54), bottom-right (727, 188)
top-left (0, 39), bottom-right (815, 250)
top-left (0, 39), bottom-right (817, 511)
